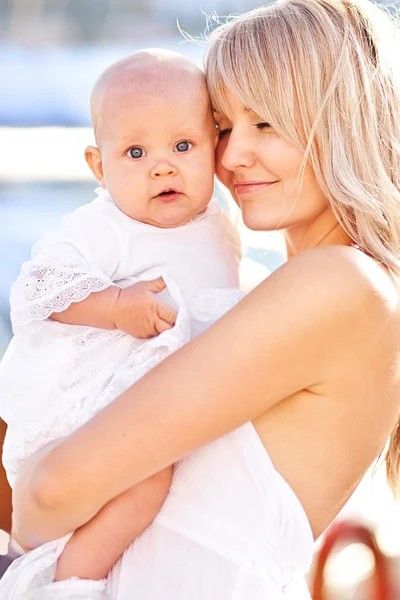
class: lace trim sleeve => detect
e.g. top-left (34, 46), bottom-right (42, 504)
top-left (10, 255), bottom-right (113, 328)
top-left (10, 197), bottom-right (125, 329)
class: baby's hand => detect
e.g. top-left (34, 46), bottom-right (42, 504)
top-left (112, 277), bottom-right (177, 339)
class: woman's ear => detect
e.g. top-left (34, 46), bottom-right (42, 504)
top-left (214, 124), bottom-right (219, 149)
top-left (85, 146), bottom-right (105, 187)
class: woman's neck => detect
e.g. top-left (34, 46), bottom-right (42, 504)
top-left (284, 207), bottom-right (353, 258)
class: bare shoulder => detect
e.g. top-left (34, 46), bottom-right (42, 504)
top-left (257, 245), bottom-right (397, 322)
top-left (229, 244), bottom-right (398, 376)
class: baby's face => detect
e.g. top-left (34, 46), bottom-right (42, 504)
top-left (95, 80), bottom-right (217, 228)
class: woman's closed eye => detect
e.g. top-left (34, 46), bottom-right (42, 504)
top-left (218, 128), bottom-right (232, 139)
top-left (254, 122), bottom-right (272, 131)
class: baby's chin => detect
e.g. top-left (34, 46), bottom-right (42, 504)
top-left (139, 203), bottom-right (209, 229)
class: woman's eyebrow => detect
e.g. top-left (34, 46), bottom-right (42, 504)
top-left (213, 112), bottom-right (230, 121)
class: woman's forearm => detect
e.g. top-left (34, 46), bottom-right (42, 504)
top-left (13, 250), bottom-right (369, 545)
top-left (14, 282), bottom-right (287, 545)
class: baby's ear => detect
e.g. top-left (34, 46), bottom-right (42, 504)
top-left (85, 145), bottom-right (105, 186)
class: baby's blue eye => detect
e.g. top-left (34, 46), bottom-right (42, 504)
top-left (128, 147), bottom-right (146, 159)
top-left (175, 141), bottom-right (192, 153)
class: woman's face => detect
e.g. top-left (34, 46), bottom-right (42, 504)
top-left (215, 90), bottom-right (328, 232)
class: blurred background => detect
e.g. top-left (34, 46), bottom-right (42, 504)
top-left (0, 0), bottom-right (399, 597)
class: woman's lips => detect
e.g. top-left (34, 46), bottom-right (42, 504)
top-left (234, 181), bottom-right (278, 196)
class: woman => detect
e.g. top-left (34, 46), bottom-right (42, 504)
top-left (6, 0), bottom-right (400, 598)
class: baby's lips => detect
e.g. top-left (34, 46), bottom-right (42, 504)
top-left (154, 187), bottom-right (181, 197)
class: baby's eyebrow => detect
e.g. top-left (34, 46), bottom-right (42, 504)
top-left (172, 127), bottom-right (203, 138)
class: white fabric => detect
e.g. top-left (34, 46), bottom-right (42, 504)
top-left (10, 188), bottom-right (241, 329)
top-left (0, 424), bottom-right (314, 599)
top-left (0, 188), bottom-right (242, 487)
top-left (108, 422), bottom-right (314, 600)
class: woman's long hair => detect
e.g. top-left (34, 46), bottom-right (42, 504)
top-left (206, 0), bottom-right (400, 494)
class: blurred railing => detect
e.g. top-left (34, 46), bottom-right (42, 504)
top-left (312, 521), bottom-right (397, 600)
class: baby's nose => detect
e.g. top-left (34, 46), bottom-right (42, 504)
top-left (151, 161), bottom-right (177, 178)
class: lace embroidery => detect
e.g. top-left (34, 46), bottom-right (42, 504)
top-left (10, 255), bottom-right (112, 328)
top-left (2, 286), bottom-right (243, 489)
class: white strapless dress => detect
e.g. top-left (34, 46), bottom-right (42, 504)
top-left (0, 423), bottom-right (314, 599)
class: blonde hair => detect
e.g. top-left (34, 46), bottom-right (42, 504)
top-left (206, 0), bottom-right (400, 495)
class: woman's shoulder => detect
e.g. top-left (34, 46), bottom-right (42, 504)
top-left (245, 244), bottom-right (398, 361)
top-left (273, 244), bottom-right (397, 316)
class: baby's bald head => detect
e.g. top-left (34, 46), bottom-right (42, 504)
top-left (85, 49), bottom-right (217, 228)
top-left (91, 49), bottom-right (211, 146)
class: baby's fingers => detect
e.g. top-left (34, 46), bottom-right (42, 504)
top-left (156, 300), bottom-right (177, 325)
top-left (154, 318), bottom-right (174, 335)
top-left (146, 276), bottom-right (166, 293)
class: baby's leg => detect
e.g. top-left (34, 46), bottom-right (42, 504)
top-left (55, 466), bottom-right (172, 581)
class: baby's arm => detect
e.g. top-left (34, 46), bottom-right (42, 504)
top-left (50, 277), bottom-right (177, 339)
top-left (10, 202), bottom-right (176, 338)
top-left (55, 466), bottom-right (172, 581)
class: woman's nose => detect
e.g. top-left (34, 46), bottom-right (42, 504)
top-left (220, 132), bottom-right (255, 172)
top-left (151, 161), bottom-right (177, 179)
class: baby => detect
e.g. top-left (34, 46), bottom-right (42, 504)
top-left (0, 50), bottom-right (242, 598)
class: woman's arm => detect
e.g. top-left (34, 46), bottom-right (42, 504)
top-left (13, 247), bottom-right (389, 547)
top-left (0, 418), bottom-right (12, 535)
